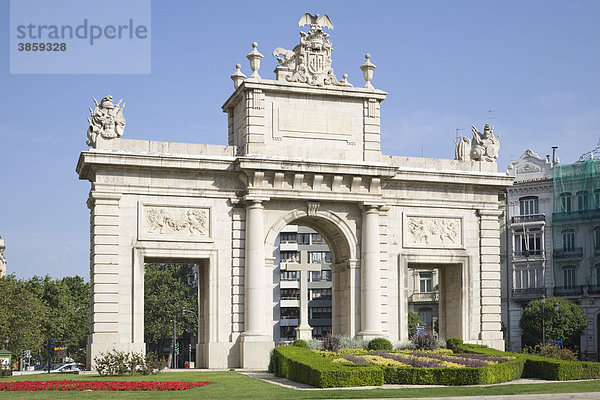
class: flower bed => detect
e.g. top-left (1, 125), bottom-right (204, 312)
top-left (0, 380), bottom-right (211, 391)
top-left (341, 351), bottom-right (515, 368)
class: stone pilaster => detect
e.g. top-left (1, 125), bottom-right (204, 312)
top-left (363, 98), bottom-right (382, 162)
top-left (240, 199), bottom-right (272, 368)
top-left (478, 208), bottom-right (505, 349)
top-left (358, 204), bottom-right (384, 339)
top-left (86, 191), bottom-right (122, 366)
top-left (243, 89), bottom-right (265, 155)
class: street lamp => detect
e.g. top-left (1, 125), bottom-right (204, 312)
top-left (4, 336), bottom-right (8, 350)
top-left (182, 308), bottom-right (198, 367)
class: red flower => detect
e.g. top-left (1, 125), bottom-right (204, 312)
top-left (0, 380), bottom-right (212, 391)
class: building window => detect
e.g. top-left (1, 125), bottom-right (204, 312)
top-left (310, 270), bottom-right (332, 282)
top-left (280, 307), bottom-right (298, 319)
top-left (312, 325), bottom-right (331, 338)
top-left (559, 192), bottom-right (572, 212)
top-left (563, 267), bottom-right (576, 288)
top-left (280, 271), bottom-right (299, 281)
top-left (280, 232), bottom-right (297, 243)
top-left (297, 233), bottom-right (310, 244)
top-left (310, 307), bottom-right (332, 319)
top-left (562, 229), bottom-right (575, 251)
top-left (595, 227), bottom-right (600, 249)
top-left (419, 272), bottom-right (433, 293)
top-left (596, 264), bottom-right (600, 286)
top-left (309, 251), bottom-right (331, 263)
top-left (514, 265), bottom-right (543, 289)
top-left (280, 289), bottom-right (300, 300)
top-left (280, 251), bottom-right (298, 262)
top-left (280, 326), bottom-right (296, 340)
top-left (418, 308), bottom-right (433, 326)
top-left (519, 196), bottom-right (539, 215)
top-left (310, 233), bottom-right (326, 244)
top-left (577, 191), bottom-right (589, 211)
top-left (310, 288), bottom-right (332, 300)
top-left (595, 190), bottom-right (600, 208)
top-left (513, 227), bottom-right (543, 256)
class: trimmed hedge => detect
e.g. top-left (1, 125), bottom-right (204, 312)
top-left (522, 354), bottom-right (600, 380)
top-left (463, 343), bottom-right (600, 381)
top-left (367, 338), bottom-right (393, 351)
top-left (382, 358), bottom-right (524, 385)
top-left (272, 346), bottom-right (383, 388)
top-left (274, 343), bottom-right (600, 387)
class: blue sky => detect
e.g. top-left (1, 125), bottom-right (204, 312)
top-left (1, 0), bottom-right (599, 279)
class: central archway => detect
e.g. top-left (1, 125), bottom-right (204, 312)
top-left (265, 209), bottom-right (359, 338)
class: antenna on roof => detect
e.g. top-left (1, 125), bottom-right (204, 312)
top-left (455, 127), bottom-right (465, 142)
top-left (487, 109), bottom-right (498, 120)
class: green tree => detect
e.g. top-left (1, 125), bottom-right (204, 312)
top-left (520, 297), bottom-right (586, 348)
top-left (0, 275), bottom-right (48, 357)
top-left (408, 310), bottom-right (421, 340)
top-left (144, 264), bottom-right (198, 350)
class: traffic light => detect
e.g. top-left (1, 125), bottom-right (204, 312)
top-left (175, 343), bottom-right (179, 354)
top-left (21, 350), bottom-right (25, 359)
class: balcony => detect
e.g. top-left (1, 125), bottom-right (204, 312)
top-left (410, 292), bottom-right (439, 303)
top-left (553, 248), bottom-right (583, 259)
top-left (512, 250), bottom-right (545, 261)
top-left (511, 214), bottom-right (545, 224)
top-left (554, 285), bottom-right (584, 297)
top-left (589, 285), bottom-right (600, 295)
top-left (553, 209), bottom-right (600, 223)
top-left (512, 287), bottom-right (544, 299)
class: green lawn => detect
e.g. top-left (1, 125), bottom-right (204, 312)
top-left (1, 371), bottom-right (600, 399)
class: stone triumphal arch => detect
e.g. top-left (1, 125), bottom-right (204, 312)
top-left (77, 14), bottom-right (511, 369)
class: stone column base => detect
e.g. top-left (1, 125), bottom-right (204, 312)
top-left (357, 331), bottom-right (386, 341)
top-left (87, 341), bottom-right (145, 371)
top-left (196, 342), bottom-right (233, 369)
top-left (295, 325), bottom-right (313, 341)
top-left (240, 335), bottom-right (273, 369)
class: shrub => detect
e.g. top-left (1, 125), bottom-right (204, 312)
top-left (413, 332), bottom-right (438, 350)
top-left (408, 310), bottom-right (421, 340)
top-left (340, 336), bottom-right (367, 350)
top-left (395, 340), bottom-right (416, 350)
top-left (307, 339), bottom-right (323, 350)
top-left (446, 337), bottom-right (464, 353)
top-left (272, 346), bottom-right (383, 387)
top-left (367, 338), bottom-right (393, 351)
top-left (292, 339), bottom-right (308, 348)
top-left (322, 334), bottom-right (341, 352)
top-left (93, 350), bottom-right (166, 376)
top-left (523, 344), bottom-right (576, 361)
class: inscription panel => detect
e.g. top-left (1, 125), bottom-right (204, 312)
top-left (138, 204), bottom-right (211, 242)
top-left (403, 215), bottom-right (464, 249)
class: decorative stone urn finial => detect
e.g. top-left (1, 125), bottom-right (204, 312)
top-left (247, 42), bottom-right (264, 80)
top-left (230, 64), bottom-right (246, 89)
top-left (360, 53), bottom-right (376, 89)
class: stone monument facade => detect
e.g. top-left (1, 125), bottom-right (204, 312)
top-left (77, 13), bottom-right (512, 369)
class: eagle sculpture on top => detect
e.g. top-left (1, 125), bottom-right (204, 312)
top-left (298, 13), bottom-right (334, 30)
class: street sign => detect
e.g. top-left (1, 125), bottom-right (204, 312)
top-left (416, 325), bottom-right (424, 335)
top-left (26, 350), bottom-right (31, 358)
top-left (43, 340), bottom-right (48, 349)
top-left (555, 338), bottom-right (562, 346)
top-left (54, 347), bottom-right (63, 351)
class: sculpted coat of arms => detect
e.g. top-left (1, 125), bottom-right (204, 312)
top-left (273, 13), bottom-right (350, 87)
top-left (86, 95), bottom-right (126, 147)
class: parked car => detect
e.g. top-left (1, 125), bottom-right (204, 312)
top-left (49, 363), bottom-right (84, 373)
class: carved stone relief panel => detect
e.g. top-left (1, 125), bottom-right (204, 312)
top-left (403, 215), bottom-right (464, 249)
top-left (138, 204), bottom-right (211, 242)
